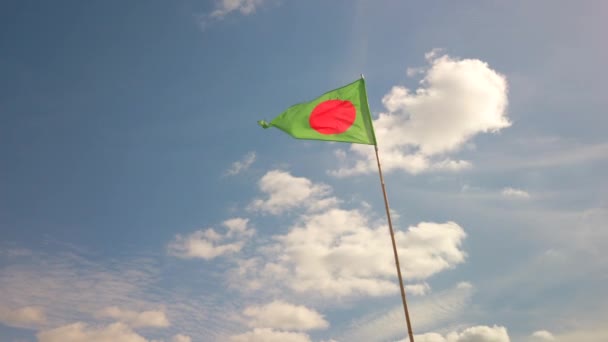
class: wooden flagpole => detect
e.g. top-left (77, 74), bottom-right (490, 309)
top-left (362, 74), bottom-right (415, 341)
top-left (374, 145), bottom-right (415, 342)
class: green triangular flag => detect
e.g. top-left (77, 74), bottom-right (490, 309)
top-left (259, 78), bottom-right (377, 145)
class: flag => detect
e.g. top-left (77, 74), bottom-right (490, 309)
top-left (258, 78), bottom-right (377, 145)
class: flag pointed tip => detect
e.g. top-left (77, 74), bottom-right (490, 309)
top-left (257, 120), bottom-right (271, 128)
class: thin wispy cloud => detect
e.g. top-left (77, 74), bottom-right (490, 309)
top-left (226, 152), bottom-right (257, 176)
top-left (0, 254), bottom-right (156, 329)
top-left (401, 325), bottom-right (510, 342)
top-left (37, 322), bottom-right (150, 342)
top-left (229, 328), bottom-right (312, 342)
top-left (338, 282), bottom-right (475, 341)
top-left (37, 321), bottom-right (193, 342)
top-left (210, 0), bottom-right (266, 19)
top-left (547, 325), bottom-right (608, 342)
top-left (501, 187), bottom-right (531, 199)
top-left (96, 306), bottom-right (170, 328)
top-left (198, 0), bottom-right (271, 29)
top-left (0, 250), bottom-right (236, 340)
top-left (478, 141), bottom-right (608, 172)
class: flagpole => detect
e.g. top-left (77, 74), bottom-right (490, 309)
top-left (361, 74), bottom-right (415, 342)
top-left (374, 145), bottom-right (415, 342)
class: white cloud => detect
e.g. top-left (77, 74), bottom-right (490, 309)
top-left (331, 52), bottom-right (509, 176)
top-left (243, 300), bottom-right (328, 331)
top-left (96, 307), bottom-right (169, 328)
top-left (529, 330), bottom-right (555, 341)
top-left (229, 328), bottom-right (311, 342)
top-left (235, 206), bottom-right (466, 298)
top-left (0, 306), bottom-right (46, 329)
top-left (210, 0), bottom-right (266, 19)
top-left (198, 0), bottom-right (271, 30)
top-left (446, 325), bottom-right (510, 341)
top-left (396, 325), bottom-right (510, 342)
top-left (168, 231), bottom-right (243, 260)
top-left (168, 218), bottom-right (254, 259)
top-left (37, 322), bottom-right (149, 342)
top-left (235, 173), bottom-right (467, 299)
top-left (248, 170), bottom-right (338, 215)
top-left (414, 333), bottom-right (449, 342)
top-left (501, 187), bottom-right (531, 199)
top-left (172, 334), bottom-right (192, 342)
top-left (226, 152), bottom-right (256, 176)
top-left (382, 54), bottom-right (510, 154)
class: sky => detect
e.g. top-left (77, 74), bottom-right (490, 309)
top-left (1, 0), bottom-right (607, 341)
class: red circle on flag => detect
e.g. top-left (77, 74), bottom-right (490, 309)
top-left (309, 100), bottom-right (356, 135)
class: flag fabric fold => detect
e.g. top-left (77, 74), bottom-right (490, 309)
top-left (258, 78), bottom-right (377, 145)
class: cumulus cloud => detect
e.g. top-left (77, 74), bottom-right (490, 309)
top-left (37, 322), bottom-right (149, 342)
top-left (447, 325), bottom-right (510, 341)
top-left (0, 305), bottom-right (46, 329)
top-left (501, 187), bottom-right (531, 199)
top-left (236, 208), bottom-right (466, 298)
top-left (415, 333), bottom-right (450, 342)
top-left (243, 300), bottom-right (328, 331)
top-left (229, 328), bottom-right (311, 342)
top-left (96, 306), bottom-right (169, 328)
top-left (248, 170), bottom-right (338, 215)
top-left (226, 152), bottom-right (256, 176)
top-left (397, 325), bottom-right (510, 342)
top-left (168, 218), bottom-right (254, 260)
top-left (529, 330), bottom-right (555, 341)
top-left (331, 52), bottom-right (509, 176)
top-left (172, 334), bottom-right (192, 342)
top-left (235, 172), bottom-right (466, 299)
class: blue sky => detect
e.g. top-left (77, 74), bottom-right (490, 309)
top-left (1, 1), bottom-right (607, 341)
